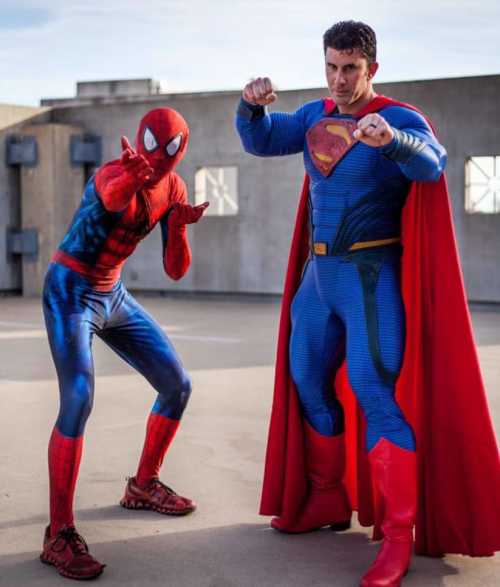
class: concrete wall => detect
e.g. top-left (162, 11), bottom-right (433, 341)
top-left (10, 75), bottom-right (500, 300)
top-left (0, 106), bottom-right (50, 291)
top-left (20, 124), bottom-right (84, 296)
top-left (0, 104), bottom-right (49, 131)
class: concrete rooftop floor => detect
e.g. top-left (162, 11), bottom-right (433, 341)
top-left (0, 294), bottom-right (499, 587)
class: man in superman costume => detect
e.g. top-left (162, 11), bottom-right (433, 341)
top-left (41, 107), bottom-right (209, 580)
top-left (236, 20), bottom-right (500, 587)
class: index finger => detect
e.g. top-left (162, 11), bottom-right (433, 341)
top-left (120, 135), bottom-right (135, 154)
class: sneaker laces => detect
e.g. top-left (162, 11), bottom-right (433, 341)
top-left (52, 527), bottom-right (89, 556)
top-left (150, 478), bottom-right (177, 495)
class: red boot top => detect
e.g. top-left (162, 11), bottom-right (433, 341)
top-left (120, 476), bottom-right (196, 516)
top-left (271, 423), bottom-right (351, 533)
top-left (40, 525), bottom-right (105, 580)
top-left (360, 439), bottom-right (417, 587)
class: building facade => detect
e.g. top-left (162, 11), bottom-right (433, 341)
top-left (1, 75), bottom-right (499, 301)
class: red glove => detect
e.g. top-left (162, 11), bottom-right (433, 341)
top-left (95, 136), bottom-right (154, 212)
top-left (168, 201), bottom-right (210, 228)
top-left (164, 202), bottom-right (209, 280)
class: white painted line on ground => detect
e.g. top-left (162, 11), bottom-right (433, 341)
top-left (0, 325), bottom-right (182, 340)
top-left (0, 320), bottom-right (42, 328)
top-left (0, 329), bottom-right (46, 339)
top-left (169, 334), bottom-right (242, 344)
top-left (0, 329), bottom-right (241, 344)
top-left (159, 325), bottom-right (184, 332)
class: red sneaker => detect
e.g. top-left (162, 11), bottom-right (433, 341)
top-left (120, 476), bottom-right (196, 515)
top-left (40, 525), bottom-right (105, 580)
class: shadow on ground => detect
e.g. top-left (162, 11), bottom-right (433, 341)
top-left (0, 517), bottom-right (458, 587)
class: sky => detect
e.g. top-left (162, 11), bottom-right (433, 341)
top-left (0, 0), bottom-right (498, 106)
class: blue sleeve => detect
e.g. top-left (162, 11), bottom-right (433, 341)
top-left (380, 106), bottom-right (447, 182)
top-left (235, 98), bottom-right (306, 157)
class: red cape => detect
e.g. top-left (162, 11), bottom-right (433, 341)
top-left (259, 95), bottom-right (500, 556)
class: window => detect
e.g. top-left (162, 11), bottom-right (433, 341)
top-left (465, 156), bottom-right (500, 214)
top-left (194, 166), bottom-right (238, 216)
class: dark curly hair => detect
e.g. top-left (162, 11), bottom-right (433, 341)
top-left (323, 21), bottom-right (377, 63)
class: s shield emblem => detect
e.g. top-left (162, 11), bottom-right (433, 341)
top-left (306, 119), bottom-right (358, 177)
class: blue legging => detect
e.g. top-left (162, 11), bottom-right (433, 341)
top-left (289, 249), bottom-right (415, 451)
top-left (43, 263), bottom-right (191, 438)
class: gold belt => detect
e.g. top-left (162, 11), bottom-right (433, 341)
top-left (312, 238), bottom-right (400, 256)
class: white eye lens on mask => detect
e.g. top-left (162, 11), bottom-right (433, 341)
top-left (143, 127), bottom-right (158, 152)
top-left (166, 133), bottom-right (182, 156)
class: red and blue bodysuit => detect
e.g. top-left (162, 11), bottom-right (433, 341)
top-left (42, 108), bottom-right (207, 579)
top-left (236, 95), bottom-right (500, 579)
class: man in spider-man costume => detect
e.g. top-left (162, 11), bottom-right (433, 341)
top-left (236, 20), bottom-right (500, 587)
top-left (41, 107), bottom-right (208, 580)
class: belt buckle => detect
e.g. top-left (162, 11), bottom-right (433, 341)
top-left (313, 242), bottom-right (328, 256)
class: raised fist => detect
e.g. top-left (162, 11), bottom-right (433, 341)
top-left (242, 77), bottom-right (277, 106)
top-left (353, 114), bottom-right (395, 148)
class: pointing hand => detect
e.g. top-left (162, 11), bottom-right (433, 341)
top-left (120, 136), bottom-right (154, 185)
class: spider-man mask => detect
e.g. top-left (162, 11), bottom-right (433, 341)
top-left (135, 108), bottom-right (189, 183)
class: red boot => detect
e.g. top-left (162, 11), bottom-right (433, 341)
top-left (271, 422), bottom-right (351, 533)
top-left (360, 439), bottom-right (417, 587)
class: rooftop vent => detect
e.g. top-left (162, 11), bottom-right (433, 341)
top-left (76, 79), bottom-right (161, 98)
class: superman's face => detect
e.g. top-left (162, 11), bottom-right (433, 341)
top-left (325, 47), bottom-right (378, 110)
top-left (135, 108), bottom-right (189, 184)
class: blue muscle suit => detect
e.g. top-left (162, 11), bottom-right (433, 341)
top-left (236, 98), bottom-right (447, 451)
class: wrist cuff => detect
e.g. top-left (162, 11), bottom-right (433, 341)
top-left (237, 98), bottom-right (266, 121)
top-left (381, 128), bottom-right (426, 163)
